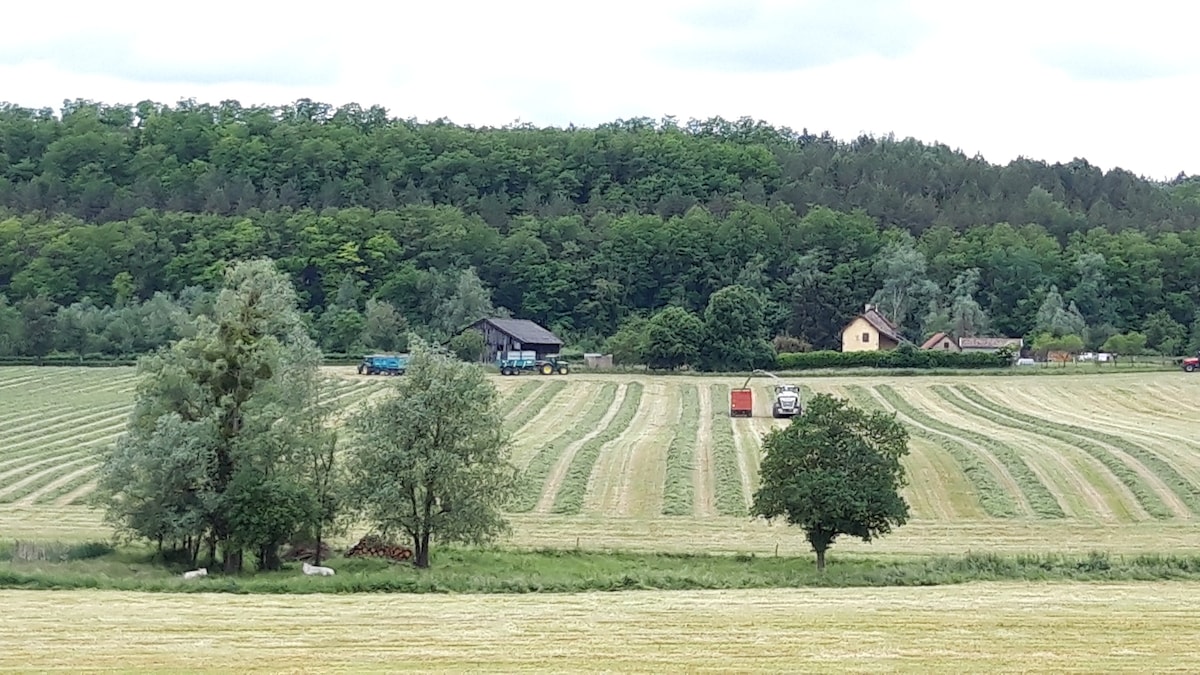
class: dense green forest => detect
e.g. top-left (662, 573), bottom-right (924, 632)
top-left (3, 97), bottom-right (1200, 364)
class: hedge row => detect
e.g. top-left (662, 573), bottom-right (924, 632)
top-left (775, 349), bottom-right (1010, 371)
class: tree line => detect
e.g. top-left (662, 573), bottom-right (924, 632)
top-left (4, 98), bottom-right (1200, 364)
top-left (3, 204), bottom-right (1200, 365)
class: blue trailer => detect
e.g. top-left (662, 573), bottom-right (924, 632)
top-left (497, 350), bottom-right (570, 376)
top-left (357, 353), bottom-right (409, 375)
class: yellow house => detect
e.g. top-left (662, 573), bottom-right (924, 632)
top-left (841, 304), bottom-right (904, 352)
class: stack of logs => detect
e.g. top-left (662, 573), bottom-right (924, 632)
top-left (344, 534), bottom-right (414, 562)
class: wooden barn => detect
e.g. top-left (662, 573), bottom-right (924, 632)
top-left (464, 318), bottom-right (564, 363)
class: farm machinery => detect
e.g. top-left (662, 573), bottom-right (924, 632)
top-left (1183, 352), bottom-right (1200, 372)
top-left (357, 353), bottom-right (409, 375)
top-left (729, 369), bottom-right (804, 418)
top-left (497, 350), bottom-right (571, 376)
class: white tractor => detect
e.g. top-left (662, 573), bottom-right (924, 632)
top-left (771, 383), bottom-right (803, 418)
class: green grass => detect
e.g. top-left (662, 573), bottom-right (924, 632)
top-left (660, 384), bottom-right (699, 516)
top-left (551, 382), bottom-right (645, 514)
top-left (507, 383), bottom-right (620, 512)
top-left (7, 543), bottom-right (1200, 594)
top-left (874, 384), bottom-right (1065, 519)
top-left (707, 384), bottom-right (746, 517)
top-left (844, 383), bottom-right (1018, 519)
top-left (931, 384), bottom-right (1176, 520)
top-left (953, 384), bottom-right (1200, 517)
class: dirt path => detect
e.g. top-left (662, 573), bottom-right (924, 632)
top-left (692, 385), bottom-right (716, 517)
top-left (535, 383), bottom-right (628, 513)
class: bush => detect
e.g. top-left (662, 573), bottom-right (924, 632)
top-left (776, 349), bottom-right (1010, 371)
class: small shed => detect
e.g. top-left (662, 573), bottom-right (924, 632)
top-left (466, 318), bottom-right (564, 363)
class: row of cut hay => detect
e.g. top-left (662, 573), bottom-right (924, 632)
top-left (931, 385), bottom-right (1175, 519)
top-left (871, 384), bottom-right (1064, 519)
top-left (507, 383), bottom-right (621, 512)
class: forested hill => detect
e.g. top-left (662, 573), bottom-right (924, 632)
top-left (2, 97), bottom-right (1200, 361)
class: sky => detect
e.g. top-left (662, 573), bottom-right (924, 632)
top-left (1, 0), bottom-right (1198, 180)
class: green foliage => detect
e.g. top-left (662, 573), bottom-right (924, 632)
top-left (2, 99), bottom-right (1200, 368)
top-left (92, 258), bottom-right (336, 572)
top-left (448, 330), bottom-right (486, 362)
top-left (700, 285), bottom-right (775, 372)
top-left (643, 305), bottom-right (704, 370)
top-left (752, 393), bottom-right (911, 571)
top-left (1101, 332), bottom-right (1148, 359)
top-left (603, 315), bottom-right (649, 366)
top-left (775, 349), bottom-right (1009, 370)
top-left (344, 339), bottom-right (519, 567)
top-left (17, 546), bottom-right (1200, 594)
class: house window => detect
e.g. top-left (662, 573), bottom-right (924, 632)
top-left (862, 332), bottom-right (870, 343)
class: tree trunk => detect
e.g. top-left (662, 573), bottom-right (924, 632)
top-left (414, 531), bottom-right (431, 568)
top-left (206, 533), bottom-right (217, 567)
top-left (315, 530), bottom-right (323, 566)
top-left (259, 544), bottom-right (282, 572)
top-left (815, 547), bottom-right (826, 572)
top-left (224, 547), bottom-right (242, 574)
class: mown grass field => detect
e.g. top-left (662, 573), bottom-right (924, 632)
top-left (2, 366), bottom-right (1200, 555)
top-left (3, 582), bottom-right (1200, 672)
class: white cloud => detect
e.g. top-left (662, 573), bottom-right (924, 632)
top-left (1, 0), bottom-right (1197, 179)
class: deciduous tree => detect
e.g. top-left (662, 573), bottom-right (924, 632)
top-left (345, 339), bottom-right (518, 568)
top-left (642, 305), bottom-right (704, 370)
top-left (751, 394), bottom-right (910, 571)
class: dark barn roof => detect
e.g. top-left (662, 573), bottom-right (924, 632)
top-left (471, 318), bottom-right (563, 345)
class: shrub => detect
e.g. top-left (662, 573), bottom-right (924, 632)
top-left (776, 349), bottom-right (1009, 371)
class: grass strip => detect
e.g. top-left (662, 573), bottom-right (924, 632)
top-left (504, 381), bottom-right (568, 434)
top-left (551, 383), bottom-right (644, 514)
top-left (952, 384), bottom-right (1200, 517)
top-left (932, 385), bottom-right (1172, 519)
top-left (8, 546), bottom-right (1200, 594)
top-left (661, 384), bottom-right (699, 516)
top-left (874, 384), bottom-right (1063, 518)
top-left (708, 383), bottom-right (747, 517)
top-left (496, 381), bottom-right (544, 418)
top-left (841, 385), bottom-right (1017, 518)
top-left (506, 383), bottom-right (619, 512)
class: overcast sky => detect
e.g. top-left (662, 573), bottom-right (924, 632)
top-left (2, 0), bottom-right (1197, 180)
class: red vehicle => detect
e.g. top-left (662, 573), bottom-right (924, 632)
top-left (1184, 354), bottom-right (1200, 372)
top-left (730, 388), bottom-right (753, 417)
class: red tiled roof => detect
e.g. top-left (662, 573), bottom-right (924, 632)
top-left (921, 332), bottom-right (950, 349)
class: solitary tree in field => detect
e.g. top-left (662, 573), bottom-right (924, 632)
top-left (344, 339), bottom-right (518, 568)
top-left (751, 394), bottom-right (911, 571)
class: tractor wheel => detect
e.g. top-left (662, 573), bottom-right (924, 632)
top-left (540, 363), bottom-right (553, 375)
top-left (1187, 364), bottom-right (1196, 373)
top-left (558, 365), bottom-right (569, 375)
top-left (501, 367), bottom-right (511, 376)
